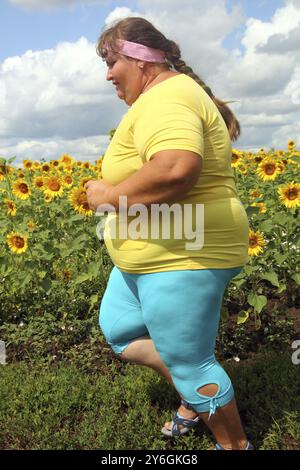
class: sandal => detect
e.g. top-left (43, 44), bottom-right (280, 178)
top-left (161, 399), bottom-right (200, 437)
top-left (215, 441), bottom-right (254, 450)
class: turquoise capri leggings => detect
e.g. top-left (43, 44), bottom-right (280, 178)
top-left (99, 266), bottom-right (243, 417)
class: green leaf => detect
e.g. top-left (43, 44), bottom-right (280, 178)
top-left (7, 156), bottom-right (16, 164)
top-left (247, 293), bottom-right (267, 314)
top-left (41, 277), bottom-right (52, 292)
top-left (73, 273), bottom-right (90, 285)
top-left (88, 294), bottom-right (100, 313)
top-left (237, 310), bottom-right (249, 324)
top-left (243, 265), bottom-right (257, 276)
top-left (289, 155), bottom-right (300, 164)
top-left (233, 279), bottom-right (246, 288)
top-left (259, 220), bottom-right (273, 232)
top-left (274, 253), bottom-right (288, 264)
top-left (87, 261), bottom-right (100, 279)
top-left (246, 206), bottom-right (260, 216)
top-left (291, 273), bottom-right (300, 285)
top-left (272, 213), bottom-right (290, 227)
top-left (278, 284), bottom-right (287, 293)
top-left (19, 272), bottom-right (32, 289)
top-left (69, 214), bottom-right (84, 222)
top-left (259, 271), bottom-right (280, 287)
top-left (37, 270), bottom-right (47, 280)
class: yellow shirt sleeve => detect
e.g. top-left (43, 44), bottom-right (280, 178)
top-left (133, 101), bottom-right (204, 162)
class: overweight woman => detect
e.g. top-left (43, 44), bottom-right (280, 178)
top-left (85, 17), bottom-right (252, 450)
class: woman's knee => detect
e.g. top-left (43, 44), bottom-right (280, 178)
top-left (119, 336), bottom-right (154, 365)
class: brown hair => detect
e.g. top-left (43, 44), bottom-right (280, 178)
top-left (97, 17), bottom-right (241, 141)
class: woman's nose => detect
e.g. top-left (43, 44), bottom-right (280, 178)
top-left (106, 69), bottom-right (113, 81)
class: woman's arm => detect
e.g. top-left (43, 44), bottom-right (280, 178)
top-left (85, 149), bottom-right (202, 211)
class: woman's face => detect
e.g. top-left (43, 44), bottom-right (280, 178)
top-left (105, 52), bottom-right (143, 105)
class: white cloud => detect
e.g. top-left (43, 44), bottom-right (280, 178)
top-left (104, 7), bottom-right (142, 26)
top-left (0, 135), bottom-right (109, 166)
top-left (242, 2), bottom-right (300, 52)
top-left (257, 25), bottom-right (300, 54)
top-left (0, 37), bottom-right (126, 139)
top-left (8, 0), bottom-right (101, 11)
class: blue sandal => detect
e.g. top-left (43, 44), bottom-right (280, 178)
top-left (215, 441), bottom-right (254, 450)
top-left (161, 400), bottom-right (200, 437)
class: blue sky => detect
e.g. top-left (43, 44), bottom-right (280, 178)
top-left (0, 0), bottom-right (138, 61)
top-left (0, 0), bottom-right (283, 61)
top-left (0, 0), bottom-right (299, 162)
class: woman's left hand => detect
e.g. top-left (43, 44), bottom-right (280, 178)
top-left (85, 179), bottom-right (115, 211)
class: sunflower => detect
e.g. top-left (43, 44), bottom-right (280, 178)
top-left (237, 164), bottom-right (248, 175)
top-left (62, 174), bottom-right (73, 188)
top-left (27, 220), bottom-right (38, 230)
top-left (43, 175), bottom-right (64, 199)
top-left (231, 150), bottom-right (243, 168)
top-left (0, 164), bottom-right (13, 178)
top-left (41, 163), bottom-right (51, 173)
top-left (68, 187), bottom-right (93, 216)
top-left (23, 159), bottom-right (34, 170)
top-left (288, 140), bottom-right (295, 151)
top-left (256, 158), bottom-right (281, 181)
top-left (251, 202), bottom-right (267, 213)
top-left (64, 165), bottom-right (74, 173)
top-left (277, 162), bottom-right (287, 173)
top-left (80, 176), bottom-right (91, 188)
top-left (278, 182), bottom-right (300, 208)
top-left (56, 164), bottom-right (66, 172)
top-left (33, 176), bottom-right (45, 190)
top-left (44, 194), bottom-right (52, 203)
top-left (248, 229), bottom-right (266, 257)
top-left (95, 157), bottom-right (103, 168)
top-left (50, 160), bottom-right (60, 169)
top-left (12, 179), bottom-right (31, 200)
top-left (4, 198), bottom-right (17, 216)
top-left (6, 232), bottom-right (28, 254)
top-left (59, 153), bottom-right (74, 165)
top-left (250, 189), bottom-right (263, 199)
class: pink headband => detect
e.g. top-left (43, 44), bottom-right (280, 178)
top-left (106, 39), bottom-right (166, 63)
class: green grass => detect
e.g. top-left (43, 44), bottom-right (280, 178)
top-left (0, 350), bottom-right (299, 450)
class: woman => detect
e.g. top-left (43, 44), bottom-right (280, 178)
top-left (85, 17), bottom-right (252, 450)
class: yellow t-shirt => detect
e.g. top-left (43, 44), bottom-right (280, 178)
top-left (101, 73), bottom-right (249, 273)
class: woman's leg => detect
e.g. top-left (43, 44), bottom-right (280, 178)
top-left (121, 336), bottom-right (174, 384)
top-left (122, 336), bottom-right (247, 449)
top-left (100, 267), bottom-right (249, 449)
top-left (135, 268), bottom-right (249, 449)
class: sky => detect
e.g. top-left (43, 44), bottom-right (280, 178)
top-left (1, 0), bottom-right (300, 165)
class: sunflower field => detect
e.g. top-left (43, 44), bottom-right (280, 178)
top-left (0, 139), bottom-right (299, 338)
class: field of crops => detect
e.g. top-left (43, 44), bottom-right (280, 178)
top-left (0, 140), bottom-right (299, 328)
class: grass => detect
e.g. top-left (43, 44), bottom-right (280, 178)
top-left (0, 350), bottom-right (299, 450)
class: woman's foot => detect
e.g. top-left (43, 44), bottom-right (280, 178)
top-left (161, 400), bottom-right (200, 436)
top-left (215, 440), bottom-right (254, 450)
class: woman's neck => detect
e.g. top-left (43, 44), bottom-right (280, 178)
top-left (142, 68), bottom-right (180, 93)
